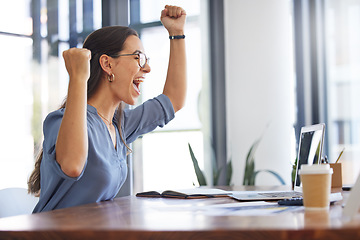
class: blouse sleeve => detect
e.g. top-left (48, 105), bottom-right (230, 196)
top-left (42, 109), bottom-right (85, 180)
top-left (122, 94), bottom-right (175, 143)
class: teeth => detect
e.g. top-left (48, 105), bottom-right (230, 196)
top-left (133, 79), bottom-right (143, 83)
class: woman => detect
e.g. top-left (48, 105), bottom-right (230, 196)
top-left (28, 5), bottom-right (186, 212)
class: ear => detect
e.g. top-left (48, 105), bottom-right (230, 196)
top-left (99, 54), bottom-right (113, 74)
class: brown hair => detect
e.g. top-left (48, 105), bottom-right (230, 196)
top-left (28, 26), bottom-right (138, 195)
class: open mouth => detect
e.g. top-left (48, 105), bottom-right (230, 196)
top-left (133, 79), bottom-right (143, 94)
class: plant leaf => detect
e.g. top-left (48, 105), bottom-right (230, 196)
top-left (213, 166), bottom-right (221, 185)
top-left (245, 139), bottom-right (260, 167)
top-left (243, 138), bottom-right (261, 185)
top-left (253, 170), bottom-right (286, 185)
top-left (226, 159), bottom-right (232, 186)
top-left (188, 143), bottom-right (207, 186)
top-left (291, 158), bottom-right (298, 183)
top-left (243, 158), bottom-right (255, 185)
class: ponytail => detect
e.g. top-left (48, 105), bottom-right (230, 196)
top-left (27, 150), bottom-right (42, 196)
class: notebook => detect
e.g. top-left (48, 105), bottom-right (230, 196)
top-left (231, 123), bottom-right (330, 201)
top-left (343, 172), bottom-right (360, 218)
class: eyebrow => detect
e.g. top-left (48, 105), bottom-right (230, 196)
top-left (133, 50), bottom-right (143, 54)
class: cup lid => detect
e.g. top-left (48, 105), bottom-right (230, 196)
top-left (299, 164), bottom-right (333, 175)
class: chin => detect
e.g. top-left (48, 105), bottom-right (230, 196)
top-left (124, 97), bottom-right (139, 106)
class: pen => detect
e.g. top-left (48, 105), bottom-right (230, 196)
top-left (335, 148), bottom-right (345, 164)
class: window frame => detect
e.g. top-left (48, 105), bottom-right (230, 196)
top-left (293, 0), bottom-right (329, 155)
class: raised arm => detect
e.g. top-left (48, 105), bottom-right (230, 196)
top-left (160, 5), bottom-right (187, 113)
top-left (55, 48), bottom-right (90, 177)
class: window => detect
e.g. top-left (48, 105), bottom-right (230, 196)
top-left (294, 0), bottom-right (360, 185)
top-left (324, 0), bottom-right (360, 184)
top-left (0, 0), bottom-right (33, 189)
top-left (0, 0), bottom-right (101, 189)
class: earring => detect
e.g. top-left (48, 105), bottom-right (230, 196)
top-left (107, 73), bottom-right (115, 82)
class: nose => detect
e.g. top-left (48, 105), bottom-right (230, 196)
top-left (141, 62), bottom-right (151, 73)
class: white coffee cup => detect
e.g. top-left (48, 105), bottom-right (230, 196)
top-left (299, 164), bottom-right (333, 210)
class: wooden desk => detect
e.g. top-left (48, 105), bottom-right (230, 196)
top-left (0, 186), bottom-right (359, 240)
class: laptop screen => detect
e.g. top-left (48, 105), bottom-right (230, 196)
top-left (294, 124), bottom-right (325, 189)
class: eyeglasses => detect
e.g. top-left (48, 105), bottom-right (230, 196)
top-left (113, 52), bottom-right (149, 68)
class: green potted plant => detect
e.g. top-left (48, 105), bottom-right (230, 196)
top-left (242, 136), bottom-right (285, 186)
top-left (188, 134), bottom-right (285, 187)
top-left (188, 143), bottom-right (232, 186)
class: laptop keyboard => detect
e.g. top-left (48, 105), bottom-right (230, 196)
top-left (259, 191), bottom-right (303, 198)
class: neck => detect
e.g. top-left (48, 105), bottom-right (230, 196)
top-left (88, 99), bottom-right (118, 118)
top-left (87, 85), bottom-right (120, 124)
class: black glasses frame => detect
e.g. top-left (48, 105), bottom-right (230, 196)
top-left (113, 52), bottom-right (149, 68)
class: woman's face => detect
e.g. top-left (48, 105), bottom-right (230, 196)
top-left (110, 35), bottom-right (151, 105)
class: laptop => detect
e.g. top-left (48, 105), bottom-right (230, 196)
top-left (230, 123), bottom-right (336, 201)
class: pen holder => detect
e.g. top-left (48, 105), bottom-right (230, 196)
top-left (330, 163), bottom-right (342, 188)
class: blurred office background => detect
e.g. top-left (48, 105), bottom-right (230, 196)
top-left (0, 0), bottom-right (359, 194)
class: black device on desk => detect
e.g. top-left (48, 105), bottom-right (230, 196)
top-left (342, 185), bottom-right (352, 191)
top-left (277, 192), bottom-right (343, 206)
top-left (278, 198), bottom-right (303, 206)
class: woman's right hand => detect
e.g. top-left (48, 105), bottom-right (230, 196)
top-left (62, 48), bottom-right (91, 82)
top-left (57, 48), bottom-right (91, 178)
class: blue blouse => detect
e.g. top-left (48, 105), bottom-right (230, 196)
top-left (33, 94), bottom-right (174, 213)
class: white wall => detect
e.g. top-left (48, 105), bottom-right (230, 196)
top-left (224, 0), bottom-right (296, 185)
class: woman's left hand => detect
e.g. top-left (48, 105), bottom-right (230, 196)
top-left (160, 5), bottom-right (186, 35)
